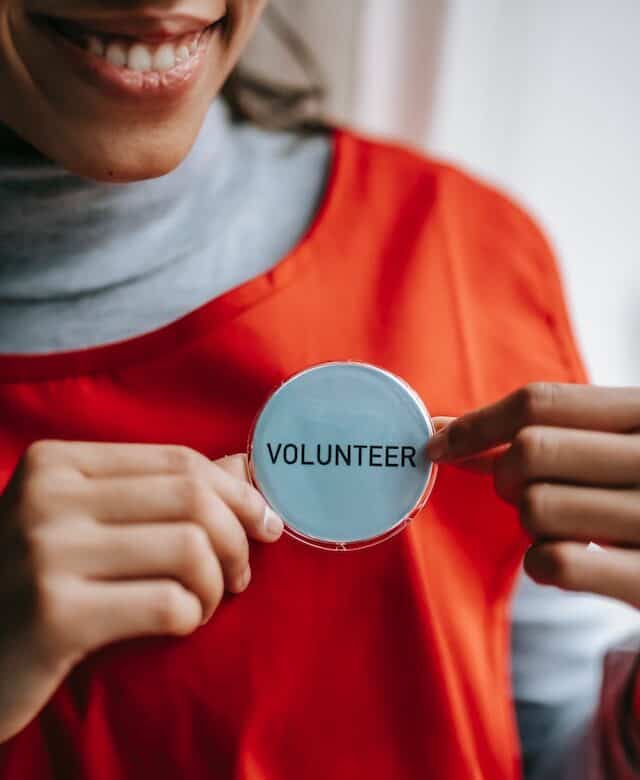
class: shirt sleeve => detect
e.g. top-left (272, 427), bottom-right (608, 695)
top-left (592, 640), bottom-right (640, 778)
top-left (512, 571), bottom-right (640, 780)
top-left (552, 638), bottom-right (640, 779)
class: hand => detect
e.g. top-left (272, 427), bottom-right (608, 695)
top-left (427, 383), bottom-right (640, 608)
top-left (0, 440), bottom-right (283, 743)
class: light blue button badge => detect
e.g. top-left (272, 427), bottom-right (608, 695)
top-left (248, 362), bottom-right (438, 550)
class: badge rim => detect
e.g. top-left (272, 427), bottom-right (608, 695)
top-left (246, 361), bottom-right (438, 552)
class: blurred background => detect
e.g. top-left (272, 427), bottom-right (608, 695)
top-left (248, 0), bottom-right (640, 388)
top-left (246, 0), bottom-right (640, 753)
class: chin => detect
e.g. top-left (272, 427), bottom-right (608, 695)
top-left (46, 124), bottom-right (203, 183)
top-left (86, 147), bottom-right (194, 184)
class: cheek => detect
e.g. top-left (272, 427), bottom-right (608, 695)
top-left (223, 0), bottom-right (267, 60)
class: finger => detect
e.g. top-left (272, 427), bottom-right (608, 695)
top-left (493, 427), bottom-right (640, 503)
top-left (444, 452), bottom-right (500, 476)
top-left (211, 455), bottom-right (285, 541)
top-left (430, 417), bottom-right (507, 474)
top-left (52, 523), bottom-right (228, 616)
top-left (78, 580), bottom-right (204, 650)
top-left (518, 483), bottom-right (640, 545)
top-left (83, 477), bottom-right (252, 588)
top-left (207, 464), bottom-right (284, 542)
top-left (427, 384), bottom-right (640, 462)
top-left (82, 466), bottom-right (282, 543)
top-left (433, 417), bottom-right (455, 432)
top-left (28, 440), bottom-right (213, 479)
top-left (215, 453), bottom-right (250, 481)
top-left (524, 542), bottom-right (640, 609)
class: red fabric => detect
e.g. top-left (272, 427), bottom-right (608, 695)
top-left (627, 662), bottom-right (640, 769)
top-left (0, 130), bottom-right (587, 779)
top-left (589, 644), bottom-right (640, 779)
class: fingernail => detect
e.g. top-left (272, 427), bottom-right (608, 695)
top-left (263, 506), bottom-right (284, 538)
top-left (427, 432), bottom-right (448, 462)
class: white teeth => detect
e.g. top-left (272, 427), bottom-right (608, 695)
top-left (88, 32), bottom-right (201, 72)
top-left (175, 44), bottom-right (190, 63)
top-left (105, 42), bottom-right (127, 68)
top-left (128, 43), bottom-right (153, 72)
top-left (88, 35), bottom-right (104, 57)
top-left (153, 43), bottom-right (176, 72)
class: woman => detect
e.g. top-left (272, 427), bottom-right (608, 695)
top-left (0, 1), bottom-right (638, 777)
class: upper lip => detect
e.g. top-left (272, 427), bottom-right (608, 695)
top-left (33, 13), bottom-right (220, 43)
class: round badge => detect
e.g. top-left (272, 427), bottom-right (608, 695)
top-left (247, 362), bottom-right (437, 551)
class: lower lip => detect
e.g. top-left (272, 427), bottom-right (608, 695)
top-left (34, 18), bottom-right (219, 102)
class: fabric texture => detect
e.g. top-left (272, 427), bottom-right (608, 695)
top-left (0, 100), bottom-right (331, 352)
top-left (0, 129), bottom-right (596, 779)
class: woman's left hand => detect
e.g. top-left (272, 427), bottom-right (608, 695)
top-left (427, 383), bottom-right (640, 608)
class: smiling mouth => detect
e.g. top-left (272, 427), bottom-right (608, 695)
top-left (29, 13), bottom-right (225, 76)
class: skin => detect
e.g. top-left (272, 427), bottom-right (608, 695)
top-left (0, 442), bottom-right (285, 742)
top-left (0, 0), bottom-right (281, 744)
top-left (428, 383), bottom-right (640, 608)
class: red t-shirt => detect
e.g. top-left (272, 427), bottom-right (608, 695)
top-left (0, 129), bottom-right (587, 779)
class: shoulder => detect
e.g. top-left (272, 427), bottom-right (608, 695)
top-left (337, 128), bottom-right (571, 313)
top-left (336, 128), bottom-right (588, 387)
top-left (337, 127), bottom-right (554, 270)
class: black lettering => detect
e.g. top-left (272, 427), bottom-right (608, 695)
top-left (369, 445), bottom-right (383, 467)
top-left (284, 444), bottom-right (298, 465)
top-left (267, 443), bottom-right (282, 464)
top-left (385, 446), bottom-right (399, 467)
top-left (317, 444), bottom-right (333, 466)
top-left (401, 446), bottom-right (418, 468)
top-left (335, 444), bottom-right (352, 466)
top-left (265, 442), bottom-right (419, 468)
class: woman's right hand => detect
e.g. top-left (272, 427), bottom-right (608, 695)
top-left (0, 440), bottom-right (284, 743)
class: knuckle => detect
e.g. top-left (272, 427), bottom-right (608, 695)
top-left (518, 383), bottom-right (557, 425)
top-left (179, 475), bottom-right (212, 517)
top-left (16, 473), bottom-right (60, 523)
top-left (177, 524), bottom-right (211, 570)
top-left (166, 446), bottom-right (207, 476)
top-left (22, 440), bottom-right (60, 473)
top-left (519, 484), bottom-right (550, 536)
top-left (538, 547), bottom-right (577, 588)
top-left (152, 583), bottom-right (189, 634)
top-left (511, 427), bottom-right (546, 475)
